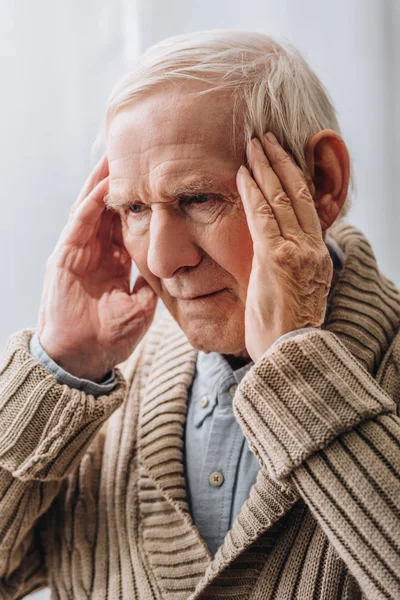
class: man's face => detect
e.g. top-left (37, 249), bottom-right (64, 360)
top-left (106, 84), bottom-right (254, 355)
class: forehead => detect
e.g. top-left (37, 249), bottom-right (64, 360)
top-left (106, 84), bottom-right (245, 201)
top-left (107, 82), bottom-right (239, 156)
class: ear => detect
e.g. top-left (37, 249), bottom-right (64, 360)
top-left (304, 129), bottom-right (350, 231)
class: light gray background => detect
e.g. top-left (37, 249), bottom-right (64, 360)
top-left (0, 1), bottom-right (399, 598)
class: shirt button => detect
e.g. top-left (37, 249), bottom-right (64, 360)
top-left (209, 471), bottom-right (224, 487)
top-left (228, 384), bottom-right (238, 398)
top-left (200, 396), bottom-right (209, 408)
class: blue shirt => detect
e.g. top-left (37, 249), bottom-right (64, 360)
top-left (184, 351), bottom-right (258, 554)
top-left (29, 234), bottom-right (344, 556)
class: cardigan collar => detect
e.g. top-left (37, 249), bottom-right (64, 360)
top-left (324, 220), bottom-right (400, 375)
top-left (136, 220), bottom-right (400, 598)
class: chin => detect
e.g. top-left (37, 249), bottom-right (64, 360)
top-left (180, 318), bottom-right (246, 355)
top-left (162, 292), bottom-right (247, 354)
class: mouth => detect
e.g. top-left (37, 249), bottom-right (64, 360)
top-left (177, 289), bottom-right (226, 300)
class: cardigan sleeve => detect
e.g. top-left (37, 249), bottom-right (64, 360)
top-left (0, 329), bottom-right (127, 598)
top-left (29, 331), bottom-right (118, 397)
top-left (271, 327), bottom-right (322, 348)
top-left (233, 328), bottom-right (400, 600)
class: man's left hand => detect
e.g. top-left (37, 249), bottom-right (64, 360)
top-left (236, 132), bottom-right (333, 362)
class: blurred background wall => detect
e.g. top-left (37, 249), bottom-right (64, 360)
top-left (0, 0), bottom-right (398, 596)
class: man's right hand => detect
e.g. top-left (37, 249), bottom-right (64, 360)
top-left (37, 155), bottom-right (158, 382)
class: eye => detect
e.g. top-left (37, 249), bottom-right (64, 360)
top-left (129, 204), bottom-right (146, 214)
top-left (127, 194), bottom-right (221, 216)
top-left (183, 194), bottom-right (220, 207)
top-left (187, 194), bottom-right (211, 204)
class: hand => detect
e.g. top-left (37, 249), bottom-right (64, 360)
top-left (38, 155), bottom-right (158, 381)
top-left (236, 132), bottom-right (333, 362)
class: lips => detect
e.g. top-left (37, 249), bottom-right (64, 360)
top-left (177, 289), bottom-right (225, 300)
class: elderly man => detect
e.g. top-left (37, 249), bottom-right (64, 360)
top-left (0, 30), bottom-right (399, 600)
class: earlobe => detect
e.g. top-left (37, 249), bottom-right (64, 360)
top-left (305, 129), bottom-right (350, 230)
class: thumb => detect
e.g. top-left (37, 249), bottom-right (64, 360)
top-left (131, 276), bottom-right (158, 309)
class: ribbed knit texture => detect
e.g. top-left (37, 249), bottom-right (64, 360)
top-left (0, 220), bottom-right (399, 599)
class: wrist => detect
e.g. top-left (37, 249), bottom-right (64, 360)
top-left (249, 326), bottom-right (322, 362)
top-left (48, 358), bottom-right (108, 383)
top-left (38, 337), bottom-right (108, 383)
top-left (46, 353), bottom-right (108, 382)
top-left (54, 364), bottom-right (109, 383)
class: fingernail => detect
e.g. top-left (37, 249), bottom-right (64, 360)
top-left (265, 132), bottom-right (277, 145)
top-left (251, 137), bottom-right (263, 150)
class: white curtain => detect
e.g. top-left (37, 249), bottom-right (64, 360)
top-left (0, 1), bottom-right (398, 597)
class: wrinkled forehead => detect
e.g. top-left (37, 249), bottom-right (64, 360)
top-left (106, 82), bottom-right (244, 162)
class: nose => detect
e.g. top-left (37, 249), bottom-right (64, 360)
top-left (147, 207), bottom-right (201, 279)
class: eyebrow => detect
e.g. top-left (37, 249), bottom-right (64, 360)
top-left (104, 175), bottom-right (233, 210)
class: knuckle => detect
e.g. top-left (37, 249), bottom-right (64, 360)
top-left (321, 251), bottom-right (334, 273)
top-left (306, 248), bottom-right (320, 264)
top-left (272, 191), bottom-right (291, 206)
top-left (255, 201), bottom-right (274, 218)
top-left (295, 183), bottom-right (313, 202)
top-left (275, 242), bottom-right (298, 266)
top-left (277, 152), bottom-right (293, 166)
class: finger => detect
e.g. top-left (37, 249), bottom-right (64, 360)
top-left (70, 154), bottom-right (109, 217)
top-left (110, 212), bottom-right (126, 249)
top-left (131, 276), bottom-right (158, 311)
top-left (77, 154), bottom-right (108, 203)
top-left (131, 287), bottom-right (159, 335)
top-left (236, 165), bottom-right (281, 247)
top-left (262, 133), bottom-right (322, 235)
top-left (287, 153), bottom-right (315, 195)
top-left (131, 275), bottom-right (154, 295)
top-left (58, 177), bottom-right (109, 247)
top-left (97, 205), bottom-right (116, 247)
top-left (247, 138), bottom-right (302, 239)
top-left (107, 212), bottom-right (132, 272)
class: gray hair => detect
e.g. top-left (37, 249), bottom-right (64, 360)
top-left (95, 29), bottom-right (352, 220)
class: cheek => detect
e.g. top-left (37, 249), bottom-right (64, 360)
top-left (121, 211), bottom-right (254, 297)
top-left (203, 215), bottom-right (254, 293)
top-left (122, 221), bottom-right (144, 261)
top-left (121, 224), bottom-right (157, 283)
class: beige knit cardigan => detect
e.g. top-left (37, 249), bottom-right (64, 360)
top-left (0, 220), bottom-right (399, 600)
